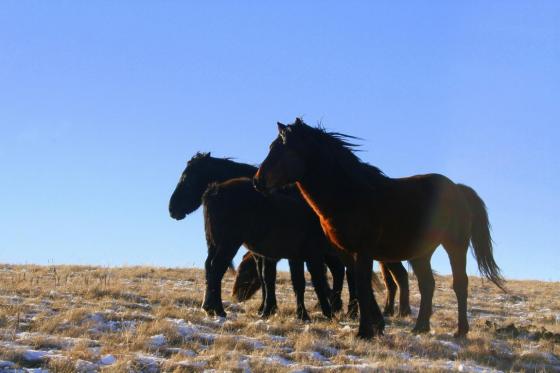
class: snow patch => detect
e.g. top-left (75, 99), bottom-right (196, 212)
top-left (438, 340), bottom-right (461, 352)
top-left (149, 334), bottom-right (166, 347)
top-left (0, 360), bottom-right (15, 369)
top-left (264, 355), bottom-right (293, 367)
top-left (99, 354), bottom-right (116, 365)
top-left (22, 349), bottom-right (48, 362)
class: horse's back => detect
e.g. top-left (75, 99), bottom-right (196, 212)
top-left (371, 173), bottom-right (470, 260)
top-left (203, 177), bottom-right (326, 260)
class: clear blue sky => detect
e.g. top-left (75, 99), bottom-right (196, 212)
top-left (0, 2), bottom-right (558, 280)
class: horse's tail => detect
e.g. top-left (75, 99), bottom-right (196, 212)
top-left (232, 252), bottom-right (261, 302)
top-left (458, 184), bottom-right (507, 292)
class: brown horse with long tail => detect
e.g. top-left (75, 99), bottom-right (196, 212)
top-left (254, 118), bottom-right (505, 339)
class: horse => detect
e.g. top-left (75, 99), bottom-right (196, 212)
top-left (169, 153), bottom-right (410, 318)
top-left (233, 251), bottom-right (411, 318)
top-left (253, 118), bottom-right (505, 339)
top-left (169, 153), bottom-right (338, 319)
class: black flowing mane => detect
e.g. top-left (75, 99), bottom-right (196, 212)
top-left (287, 118), bottom-right (385, 181)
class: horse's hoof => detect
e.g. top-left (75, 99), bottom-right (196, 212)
top-left (453, 327), bottom-right (469, 338)
top-left (346, 301), bottom-right (359, 319)
top-left (296, 310), bottom-right (311, 322)
top-left (321, 306), bottom-right (333, 320)
top-left (260, 306), bottom-right (278, 318)
top-left (397, 307), bottom-right (412, 317)
top-left (203, 307), bottom-right (226, 318)
top-left (357, 329), bottom-right (374, 340)
top-left (331, 297), bottom-right (343, 313)
top-left (203, 308), bottom-right (215, 316)
top-left (203, 304), bottom-right (227, 318)
top-left (412, 325), bottom-right (430, 334)
top-left (383, 308), bottom-right (395, 317)
top-left (202, 302), bottom-right (214, 314)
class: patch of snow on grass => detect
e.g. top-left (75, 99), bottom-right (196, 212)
top-left (166, 347), bottom-right (196, 357)
top-left (0, 360), bottom-right (15, 369)
top-left (99, 354), bottom-right (116, 365)
top-left (75, 359), bottom-right (98, 372)
top-left (268, 334), bottom-right (287, 342)
top-left (22, 349), bottom-right (48, 362)
top-left (149, 334), bottom-right (166, 348)
top-left (264, 354), bottom-right (293, 367)
top-left (438, 339), bottom-right (461, 352)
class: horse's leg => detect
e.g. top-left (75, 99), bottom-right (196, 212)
top-left (260, 257), bottom-right (278, 318)
top-left (345, 265), bottom-right (359, 319)
top-left (355, 253), bottom-right (384, 338)
top-left (444, 243), bottom-right (470, 337)
top-left (410, 257), bottom-right (435, 333)
top-left (306, 256), bottom-right (333, 319)
top-left (385, 262), bottom-right (411, 317)
top-left (289, 259), bottom-right (310, 321)
top-left (203, 244), bottom-right (238, 317)
top-left (202, 250), bottom-right (217, 315)
top-left (255, 255), bottom-right (266, 315)
top-left (380, 262), bottom-right (397, 316)
top-left (324, 253), bottom-right (344, 313)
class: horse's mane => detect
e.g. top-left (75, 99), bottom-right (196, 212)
top-left (188, 151), bottom-right (257, 170)
top-left (289, 119), bottom-right (385, 180)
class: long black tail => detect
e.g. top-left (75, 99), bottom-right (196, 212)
top-left (458, 184), bottom-right (506, 292)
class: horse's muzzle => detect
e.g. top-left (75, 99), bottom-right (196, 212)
top-left (169, 209), bottom-right (186, 220)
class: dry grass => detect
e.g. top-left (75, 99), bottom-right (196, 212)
top-left (0, 264), bottom-right (558, 372)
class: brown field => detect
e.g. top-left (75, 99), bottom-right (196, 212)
top-left (0, 264), bottom-right (558, 372)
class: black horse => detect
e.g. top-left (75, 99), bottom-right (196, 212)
top-left (169, 153), bottom-right (410, 318)
top-left (169, 153), bottom-right (344, 320)
top-left (202, 177), bottom-right (338, 319)
top-left (254, 118), bottom-right (505, 338)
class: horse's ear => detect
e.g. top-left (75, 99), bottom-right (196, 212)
top-left (277, 122), bottom-right (286, 132)
top-left (294, 118), bottom-right (304, 126)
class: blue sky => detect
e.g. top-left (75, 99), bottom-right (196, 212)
top-left (0, 2), bottom-right (558, 280)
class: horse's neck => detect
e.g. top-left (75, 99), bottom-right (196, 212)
top-left (210, 160), bottom-right (257, 184)
top-left (296, 165), bottom-right (349, 220)
top-left (296, 161), bottom-right (384, 221)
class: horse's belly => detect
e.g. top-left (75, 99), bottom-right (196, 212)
top-left (373, 232), bottom-right (442, 261)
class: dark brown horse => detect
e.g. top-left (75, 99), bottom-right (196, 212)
top-left (254, 118), bottom-right (505, 339)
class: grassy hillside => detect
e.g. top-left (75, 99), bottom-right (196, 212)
top-left (0, 264), bottom-right (558, 372)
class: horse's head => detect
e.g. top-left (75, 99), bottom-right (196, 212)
top-left (169, 152), bottom-right (214, 220)
top-left (253, 118), bottom-right (309, 193)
